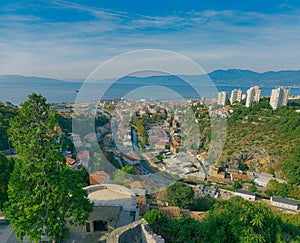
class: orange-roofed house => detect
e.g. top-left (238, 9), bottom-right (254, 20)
top-left (66, 157), bottom-right (76, 166)
top-left (89, 170), bottom-right (110, 185)
top-left (230, 173), bottom-right (249, 181)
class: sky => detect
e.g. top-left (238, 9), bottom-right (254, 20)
top-left (1, 0), bottom-right (300, 79)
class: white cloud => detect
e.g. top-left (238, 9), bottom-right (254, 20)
top-left (1, 4), bottom-right (300, 78)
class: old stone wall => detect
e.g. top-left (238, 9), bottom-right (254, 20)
top-left (107, 219), bottom-right (164, 243)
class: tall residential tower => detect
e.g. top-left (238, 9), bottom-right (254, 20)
top-left (246, 86), bottom-right (261, 107)
top-left (270, 88), bottom-right (290, 110)
top-left (217, 91), bottom-right (229, 106)
top-left (230, 89), bottom-right (243, 104)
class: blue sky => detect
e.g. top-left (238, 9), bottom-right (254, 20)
top-left (1, 0), bottom-right (300, 79)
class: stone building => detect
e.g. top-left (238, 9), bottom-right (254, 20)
top-left (107, 219), bottom-right (165, 243)
top-left (83, 184), bottom-right (139, 233)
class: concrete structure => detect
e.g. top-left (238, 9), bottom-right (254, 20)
top-left (270, 197), bottom-right (299, 212)
top-left (217, 91), bottom-right (229, 106)
top-left (270, 88), bottom-right (290, 110)
top-left (84, 184), bottom-right (139, 233)
top-left (230, 89), bottom-right (242, 104)
top-left (254, 173), bottom-right (273, 187)
top-left (254, 173), bottom-right (287, 187)
top-left (246, 86), bottom-right (261, 107)
top-left (234, 189), bottom-right (256, 201)
top-left (107, 219), bottom-right (165, 243)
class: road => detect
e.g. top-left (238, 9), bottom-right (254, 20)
top-left (131, 128), bottom-right (154, 174)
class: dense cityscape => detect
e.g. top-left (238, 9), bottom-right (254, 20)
top-left (1, 81), bottom-right (299, 242)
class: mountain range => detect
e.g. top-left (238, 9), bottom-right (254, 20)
top-left (1, 69), bottom-right (300, 87)
top-left (1, 69), bottom-right (300, 105)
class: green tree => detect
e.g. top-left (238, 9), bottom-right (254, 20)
top-left (191, 196), bottom-right (216, 211)
top-left (121, 165), bottom-right (136, 175)
top-left (248, 185), bottom-right (257, 192)
top-left (0, 152), bottom-right (13, 210)
top-left (166, 182), bottom-right (194, 209)
top-left (0, 102), bottom-right (18, 150)
top-left (232, 181), bottom-right (242, 190)
top-left (266, 180), bottom-right (288, 197)
top-left (200, 196), bottom-right (283, 243)
top-left (144, 209), bottom-right (168, 233)
top-left (282, 146), bottom-right (300, 185)
top-left (4, 94), bottom-right (93, 243)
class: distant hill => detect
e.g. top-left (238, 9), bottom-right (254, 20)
top-left (207, 69), bottom-right (300, 87)
top-left (1, 70), bottom-right (300, 104)
top-left (0, 75), bottom-right (68, 86)
top-left (0, 75), bottom-right (81, 105)
top-left (119, 69), bottom-right (300, 87)
top-left (1, 69), bottom-right (300, 87)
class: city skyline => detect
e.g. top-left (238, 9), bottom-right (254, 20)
top-left (1, 0), bottom-right (300, 79)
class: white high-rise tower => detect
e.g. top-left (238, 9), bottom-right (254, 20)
top-left (246, 86), bottom-right (261, 107)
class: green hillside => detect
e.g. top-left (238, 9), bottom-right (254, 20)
top-left (198, 98), bottom-right (300, 185)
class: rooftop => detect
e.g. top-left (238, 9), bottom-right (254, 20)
top-left (271, 197), bottom-right (299, 206)
top-left (84, 184), bottom-right (136, 210)
top-left (235, 189), bottom-right (256, 197)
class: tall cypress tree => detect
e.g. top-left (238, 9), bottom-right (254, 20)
top-left (4, 94), bottom-right (93, 243)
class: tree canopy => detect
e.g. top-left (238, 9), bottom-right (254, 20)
top-left (121, 165), bottom-right (136, 175)
top-left (200, 196), bottom-right (282, 243)
top-left (144, 196), bottom-right (300, 243)
top-left (166, 182), bottom-right (194, 209)
top-left (0, 152), bottom-right (13, 210)
top-left (4, 94), bottom-right (93, 243)
top-left (0, 102), bottom-right (18, 150)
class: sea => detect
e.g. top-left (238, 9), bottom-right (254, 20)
top-left (1, 82), bottom-right (300, 105)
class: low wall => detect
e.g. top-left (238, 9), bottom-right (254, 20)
top-left (107, 219), bottom-right (164, 243)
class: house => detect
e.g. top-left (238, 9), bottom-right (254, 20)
top-left (270, 197), bottom-right (299, 212)
top-left (207, 175), bottom-right (231, 184)
top-left (119, 151), bottom-right (140, 165)
top-left (254, 173), bottom-right (287, 187)
top-left (234, 189), bottom-right (256, 201)
top-left (66, 157), bottom-right (76, 166)
top-left (193, 184), bottom-right (205, 197)
top-left (202, 186), bottom-right (220, 199)
top-left (186, 171), bottom-right (206, 181)
top-left (230, 173), bottom-right (249, 181)
top-left (254, 173), bottom-right (274, 187)
top-left (89, 170), bottom-right (110, 185)
top-left (82, 184), bottom-right (139, 233)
